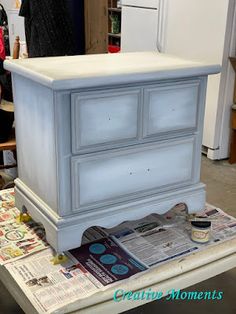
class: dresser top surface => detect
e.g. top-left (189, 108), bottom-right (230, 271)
top-left (4, 52), bottom-right (220, 90)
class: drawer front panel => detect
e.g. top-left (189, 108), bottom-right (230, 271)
top-left (72, 137), bottom-right (196, 211)
top-left (143, 81), bottom-right (200, 137)
top-left (71, 88), bottom-right (141, 153)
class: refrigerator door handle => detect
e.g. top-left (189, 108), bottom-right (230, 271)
top-left (156, 0), bottom-right (166, 52)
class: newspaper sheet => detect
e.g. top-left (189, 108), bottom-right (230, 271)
top-left (68, 237), bottom-right (147, 286)
top-left (105, 203), bottom-right (236, 267)
top-left (0, 188), bottom-right (15, 202)
top-left (5, 248), bottom-right (104, 313)
top-left (190, 204), bottom-right (236, 242)
top-left (2, 188), bottom-right (236, 313)
top-left (82, 226), bottom-right (108, 244)
top-left (5, 238), bottom-right (147, 313)
top-left (0, 189), bottom-right (48, 265)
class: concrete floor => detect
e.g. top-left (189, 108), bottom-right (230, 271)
top-left (0, 155), bottom-right (236, 313)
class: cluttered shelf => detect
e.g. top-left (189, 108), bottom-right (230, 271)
top-left (0, 189), bottom-right (236, 314)
top-left (108, 32), bottom-right (121, 38)
top-left (108, 7), bottom-right (122, 12)
top-left (108, 0), bottom-right (122, 52)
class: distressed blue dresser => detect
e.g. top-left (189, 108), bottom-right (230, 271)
top-left (5, 52), bottom-right (220, 252)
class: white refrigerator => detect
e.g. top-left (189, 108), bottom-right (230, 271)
top-left (121, 0), bottom-right (236, 160)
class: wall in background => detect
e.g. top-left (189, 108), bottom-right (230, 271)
top-left (1, 0), bottom-right (16, 10)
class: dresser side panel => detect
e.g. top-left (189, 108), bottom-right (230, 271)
top-left (54, 92), bottom-right (72, 216)
top-left (12, 74), bottom-right (58, 212)
top-left (192, 76), bottom-right (208, 183)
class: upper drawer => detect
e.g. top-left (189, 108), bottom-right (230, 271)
top-left (143, 80), bottom-right (200, 138)
top-left (71, 88), bottom-right (141, 154)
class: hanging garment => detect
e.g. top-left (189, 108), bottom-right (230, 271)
top-left (66, 0), bottom-right (85, 55)
top-left (0, 28), bottom-right (6, 61)
top-left (19, 0), bottom-right (76, 57)
top-left (0, 27), bottom-right (6, 76)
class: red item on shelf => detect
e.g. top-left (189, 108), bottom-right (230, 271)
top-left (108, 45), bottom-right (120, 53)
top-left (0, 27), bottom-right (6, 61)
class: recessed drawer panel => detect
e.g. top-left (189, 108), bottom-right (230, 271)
top-left (71, 88), bottom-right (141, 153)
top-left (71, 137), bottom-right (196, 211)
top-left (143, 81), bottom-right (200, 137)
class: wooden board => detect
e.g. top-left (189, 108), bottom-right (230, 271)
top-left (0, 138), bottom-right (16, 152)
top-left (84, 0), bottom-right (108, 54)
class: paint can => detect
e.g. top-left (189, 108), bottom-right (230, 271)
top-left (191, 221), bottom-right (211, 243)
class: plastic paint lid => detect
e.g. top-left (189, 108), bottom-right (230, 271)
top-left (191, 221), bottom-right (211, 229)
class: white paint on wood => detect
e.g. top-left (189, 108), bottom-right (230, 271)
top-left (6, 52), bottom-right (220, 252)
top-left (4, 52), bottom-right (221, 89)
top-left (72, 137), bottom-right (195, 210)
top-left (72, 88), bottom-right (140, 151)
top-left (144, 81), bottom-right (199, 136)
top-left (12, 75), bottom-right (58, 212)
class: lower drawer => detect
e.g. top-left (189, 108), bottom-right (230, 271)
top-left (71, 137), bottom-right (196, 211)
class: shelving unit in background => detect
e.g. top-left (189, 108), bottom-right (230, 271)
top-left (108, 0), bottom-right (121, 52)
top-left (84, 0), bottom-right (108, 54)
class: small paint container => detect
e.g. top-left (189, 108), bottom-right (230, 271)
top-left (191, 221), bottom-right (211, 243)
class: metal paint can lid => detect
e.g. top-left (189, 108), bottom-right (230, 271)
top-left (191, 221), bottom-right (211, 229)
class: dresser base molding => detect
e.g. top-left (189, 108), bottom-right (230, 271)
top-left (15, 179), bottom-right (206, 252)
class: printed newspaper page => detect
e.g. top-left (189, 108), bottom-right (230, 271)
top-left (104, 203), bottom-right (236, 267)
top-left (0, 189), bottom-right (48, 265)
top-left (5, 248), bottom-right (103, 313)
top-left (68, 237), bottom-right (147, 286)
top-left (5, 238), bottom-right (147, 313)
top-left (188, 204), bottom-right (236, 242)
top-left (82, 226), bottom-right (108, 244)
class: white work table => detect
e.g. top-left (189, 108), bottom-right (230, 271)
top-left (1, 237), bottom-right (236, 314)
